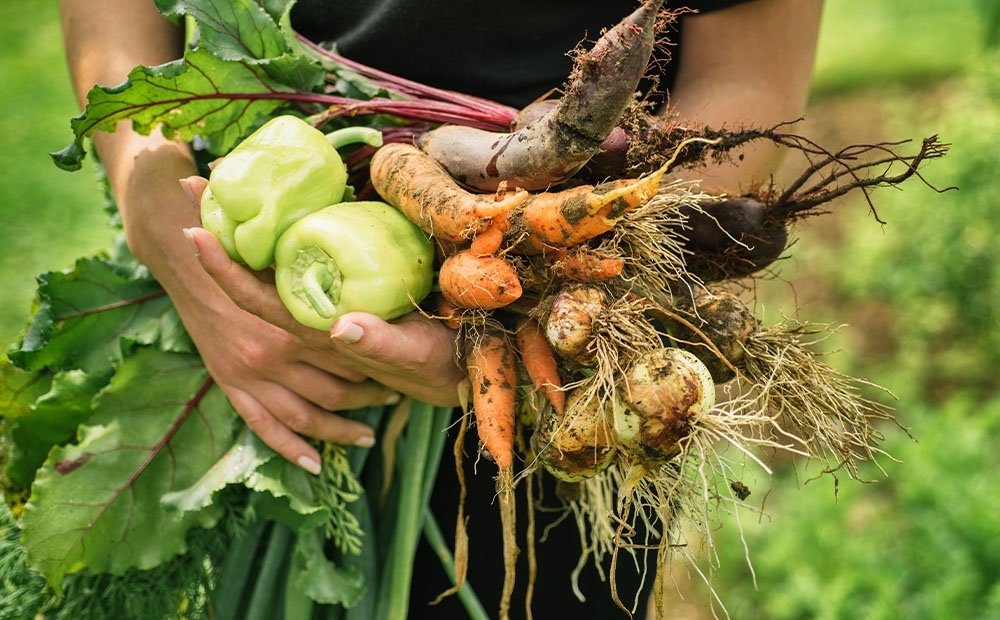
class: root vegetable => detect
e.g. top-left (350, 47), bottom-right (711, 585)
top-left (545, 285), bottom-right (608, 364)
top-left (496, 163), bottom-right (668, 254)
top-left (534, 389), bottom-right (617, 483)
top-left (613, 347), bottom-right (715, 464)
top-left (371, 142), bottom-right (666, 255)
top-left (668, 289), bottom-right (759, 383)
top-left (438, 249), bottom-right (523, 310)
top-left (680, 196), bottom-right (790, 281)
top-left (466, 326), bottom-right (519, 470)
top-left (550, 247), bottom-right (625, 283)
top-left (514, 318), bottom-right (565, 416)
top-left (369, 142), bottom-right (529, 242)
top-left (417, 0), bottom-right (665, 192)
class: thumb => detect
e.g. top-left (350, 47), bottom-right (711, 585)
top-left (179, 175), bottom-right (210, 208)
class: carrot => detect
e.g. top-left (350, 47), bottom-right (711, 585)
top-left (551, 247), bottom-right (625, 282)
top-left (514, 318), bottom-right (565, 416)
top-left (417, 0), bottom-right (666, 192)
top-left (469, 223), bottom-right (506, 256)
top-left (369, 142), bottom-right (529, 242)
top-left (465, 326), bottom-right (518, 471)
top-left (497, 162), bottom-right (668, 254)
top-left (438, 249), bottom-right (523, 310)
top-left (465, 325), bottom-right (520, 619)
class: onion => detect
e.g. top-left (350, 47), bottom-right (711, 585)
top-left (544, 285), bottom-right (607, 364)
top-left (612, 347), bottom-right (715, 463)
top-left (534, 389), bottom-right (617, 482)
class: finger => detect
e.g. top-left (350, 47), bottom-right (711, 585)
top-left (179, 175), bottom-right (209, 208)
top-left (328, 311), bottom-right (465, 405)
top-left (185, 226), bottom-right (335, 348)
top-left (226, 387), bottom-right (325, 474)
top-left (227, 385), bottom-right (381, 474)
top-left (185, 226), bottom-right (294, 321)
top-left (266, 391), bottom-right (381, 443)
top-left (285, 361), bottom-right (400, 411)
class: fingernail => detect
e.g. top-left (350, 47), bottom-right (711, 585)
top-left (297, 455), bottom-right (322, 475)
top-left (182, 228), bottom-right (200, 257)
top-left (354, 434), bottom-right (376, 449)
top-left (331, 320), bottom-right (364, 344)
top-left (178, 178), bottom-right (196, 204)
top-left (384, 392), bottom-right (402, 405)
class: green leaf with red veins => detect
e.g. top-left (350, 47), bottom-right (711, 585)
top-left (9, 255), bottom-right (187, 375)
top-left (52, 47), bottom-right (326, 171)
top-left (20, 349), bottom-right (239, 594)
top-left (3, 369), bottom-right (105, 496)
top-left (155, 0), bottom-right (293, 62)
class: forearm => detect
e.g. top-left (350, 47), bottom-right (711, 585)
top-left (60, 1), bottom-right (209, 306)
top-left (665, 0), bottom-right (824, 191)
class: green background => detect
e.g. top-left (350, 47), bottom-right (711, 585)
top-left (1, 1), bottom-right (998, 618)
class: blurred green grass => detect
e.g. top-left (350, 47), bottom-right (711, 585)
top-left (0, 1), bottom-right (113, 345)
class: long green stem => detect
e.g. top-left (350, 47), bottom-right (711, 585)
top-left (421, 509), bottom-right (490, 620)
top-left (325, 125), bottom-right (384, 150)
top-left (210, 514), bottom-right (267, 620)
top-left (374, 401), bottom-right (449, 620)
top-left (245, 523), bottom-right (294, 620)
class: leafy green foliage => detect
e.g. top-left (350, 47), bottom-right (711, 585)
top-left (52, 0), bottom-right (326, 171)
top-left (10, 253), bottom-right (187, 374)
top-left (21, 349), bottom-right (237, 593)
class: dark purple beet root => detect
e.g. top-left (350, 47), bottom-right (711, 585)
top-left (679, 196), bottom-right (789, 281)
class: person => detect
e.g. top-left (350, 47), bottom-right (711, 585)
top-left (59, 1), bottom-right (822, 616)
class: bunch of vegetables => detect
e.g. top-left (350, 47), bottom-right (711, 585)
top-left (0, 0), bottom-right (952, 619)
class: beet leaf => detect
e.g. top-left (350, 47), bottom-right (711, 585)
top-left (20, 349), bottom-right (239, 594)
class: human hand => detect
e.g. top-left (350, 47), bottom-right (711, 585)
top-left (180, 177), bottom-right (465, 469)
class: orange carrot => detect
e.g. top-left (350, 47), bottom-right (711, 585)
top-left (514, 318), bottom-right (565, 416)
top-left (438, 249), bottom-right (523, 310)
top-left (552, 247), bottom-right (625, 282)
top-left (495, 162), bottom-right (668, 254)
top-left (370, 142), bottom-right (529, 242)
top-left (466, 326), bottom-right (518, 470)
top-left (469, 223), bottom-right (506, 256)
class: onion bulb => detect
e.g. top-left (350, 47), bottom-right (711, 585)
top-left (534, 388), bottom-right (617, 482)
top-left (612, 347), bottom-right (715, 463)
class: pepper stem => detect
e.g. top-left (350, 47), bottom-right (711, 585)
top-left (291, 247), bottom-right (343, 319)
top-left (325, 126), bottom-right (384, 151)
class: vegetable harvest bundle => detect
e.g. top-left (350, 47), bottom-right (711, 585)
top-left (0, 1), bottom-right (952, 619)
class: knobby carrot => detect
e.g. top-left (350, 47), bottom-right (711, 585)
top-left (514, 318), bottom-right (565, 416)
top-left (465, 325), bottom-right (520, 620)
top-left (550, 247), bottom-right (625, 282)
top-left (495, 162), bottom-right (668, 254)
top-left (438, 249), bottom-right (523, 310)
top-left (369, 142), bottom-right (528, 242)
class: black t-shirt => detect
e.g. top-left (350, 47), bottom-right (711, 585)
top-left (291, 1), bottom-right (753, 108)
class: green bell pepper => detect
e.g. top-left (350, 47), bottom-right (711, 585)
top-left (274, 201), bottom-right (436, 330)
top-left (200, 115), bottom-right (382, 270)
